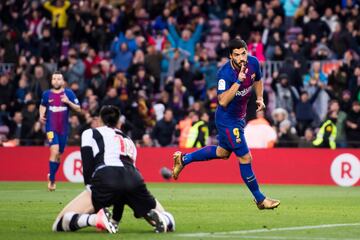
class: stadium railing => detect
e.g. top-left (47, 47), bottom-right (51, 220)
top-left (260, 60), bottom-right (342, 79)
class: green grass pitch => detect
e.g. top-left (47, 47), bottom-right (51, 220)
top-left (0, 182), bottom-right (359, 240)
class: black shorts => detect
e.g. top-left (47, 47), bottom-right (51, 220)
top-left (90, 164), bottom-right (156, 219)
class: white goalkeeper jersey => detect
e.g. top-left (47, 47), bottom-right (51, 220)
top-left (81, 126), bottom-right (137, 167)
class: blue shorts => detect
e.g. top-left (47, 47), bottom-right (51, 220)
top-left (46, 131), bottom-right (68, 153)
top-left (216, 119), bottom-right (249, 157)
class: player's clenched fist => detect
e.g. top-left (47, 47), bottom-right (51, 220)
top-left (61, 94), bottom-right (70, 104)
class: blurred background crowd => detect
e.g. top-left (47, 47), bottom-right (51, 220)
top-left (0, 0), bottom-right (359, 148)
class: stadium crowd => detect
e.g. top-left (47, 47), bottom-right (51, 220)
top-left (0, 0), bottom-right (359, 148)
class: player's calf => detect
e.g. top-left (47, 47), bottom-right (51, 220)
top-left (52, 209), bottom-right (117, 233)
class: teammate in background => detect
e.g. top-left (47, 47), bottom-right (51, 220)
top-left (39, 71), bottom-right (81, 191)
top-left (52, 105), bottom-right (175, 233)
top-left (172, 39), bottom-right (280, 210)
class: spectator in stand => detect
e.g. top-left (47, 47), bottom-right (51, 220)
top-left (130, 66), bottom-right (155, 99)
top-left (25, 120), bottom-right (45, 146)
top-left (177, 111), bottom-right (196, 148)
top-left (0, 27), bottom-right (18, 63)
top-left (65, 48), bottom-right (85, 93)
top-left (0, 113), bottom-right (10, 144)
top-left (321, 7), bottom-right (339, 34)
top-left (264, 16), bottom-right (285, 60)
top-left (328, 99), bottom-right (347, 148)
top-left (294, 89), bottom-right (320, 136)
top-left (88, 64), bottom-right (106, 98)
top-left (68, 115), bottom-right (81, 146)
top-left (346, 101), bottom-right (360, 148)
top-left (199, 50), bottom-right (219, 89)
top-left (144, 44), bottom-right (162, 91)
top-left (303, 8), bottom-right (330, 44)
top-left (350, 65), bottom-right (360, 100)
top-left (303, 62), bottom-right (330, 122)
top-left (282, 0), bottom-right (301, 28)
top-left (27, 9), bottom-right (47, 40)
top-left (0, 74), bottom-right (13, 109)
top-left (21, 100), bottom-right (38, 138)
top-left (109, 72), bottom-right (130, 108)
top-left (111, 42), bottom-right (133, 72)
top-left (162, 47), bottom-right (190, 78)
top-left (271, 107), bottom-right (293, 135)
top-left (127, 49), bottom-right (145, 76)
top-left (167, 16), bottom-right (204, 62)
top-left (313, 110), bottom-right (338, 149)
top-left (15, 73), bottom-right (30, 105)
top-left (27, 61), bottom-right (51, 101)
top-left (185, 112), bottom-right (209, 148)
top-left (234, 3), bottom-right (254, 41)
top-left (303, 61), bottom-right (328, 86)
top-left (140, 133), bottom-right (155, 147)
top-left (339, 90), bottom-right (353, 113)
top-left (175, 59), bottom-right (195, 97)
top-left (279, 57), bottom-right (303, 91)
top-left (151, 109), bottom-right (176, 147)
top-left (167, 78), bottom-right (190, 121)
top-left (83, 48), bottom-right (102, 81)
top-left (298, 128), bottom-right (315, 148)
top-left (8, 111), bottom-right (26, 145)
top-left (101, 87), bottom-right (122, 110)
top-left (113, 29), bottom-right (137, 53)
top-left (327, 65), bottom-right (349, 100)
top-left (152, 8), bottom-right (170, 32)
top-left (276, 119), bottom-right (299, 148)
top-left (128, 93), bottom-right (154, 142)
top-left (216, 31), bottom-right (231, 60)
top-left (245, 110), bottom-right (277, 148)
top-left (273, 44), bottom-right (286, 61)
top-left (43, 0), bottom-right (71, 30)
top-left (38, 27), bottom-right (58, 62)
top-left (248, 31), bottom-right (265, 63)
top-left (271, 73), bottom-right (298, 117)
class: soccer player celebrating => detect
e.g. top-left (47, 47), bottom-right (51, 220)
top-left (172, 39), bottom-right (280, 210)
top-left (39, 71), bottom-right (81, 191)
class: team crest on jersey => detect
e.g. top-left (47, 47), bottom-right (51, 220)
top-left (218, 79), bottom-right (226, 90)
top-left (251, 73), bottom-right (256, 80)
top-left (47, 131), bottom-right (54, 142)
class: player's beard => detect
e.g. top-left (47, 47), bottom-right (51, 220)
top-left (232, 59), bottom-right (247, 71)
top-left (53, 85), bottom-right (61, 90)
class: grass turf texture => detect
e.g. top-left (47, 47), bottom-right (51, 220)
top-left (0, 182), bottom-right (359, 240)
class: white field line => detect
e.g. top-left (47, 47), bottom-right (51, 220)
top-left (0, 189), bottom-right (79, 193)
top-left (177, 222), bottom-right (360, 238)
top-left (196, 235), bottom-right (360, 240)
